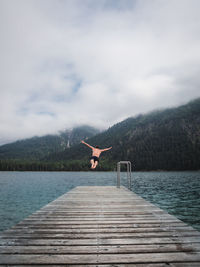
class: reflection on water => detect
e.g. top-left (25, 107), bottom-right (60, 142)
top-left (0, 171), bottom-right (200, 232)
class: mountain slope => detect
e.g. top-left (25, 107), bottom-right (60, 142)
top-left (0, 98), bottom-right (199, 171)
top-left (46, 98), bottom-right (200, 171)
top-left (0, 125), bottom-right (100, 160)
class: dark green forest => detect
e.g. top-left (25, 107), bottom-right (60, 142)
top-left (0, 98), bottom-right (200, 171)
top-left (0, 125), bottom-right (99, 160)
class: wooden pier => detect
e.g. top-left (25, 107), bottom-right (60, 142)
top-left (0, 186), bottom-right (200, 266)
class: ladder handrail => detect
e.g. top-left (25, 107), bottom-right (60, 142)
top-left (117, 161), bottom-right (132, 189)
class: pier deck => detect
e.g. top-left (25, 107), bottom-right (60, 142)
top-left (0, 186), bottom-right (200, 266)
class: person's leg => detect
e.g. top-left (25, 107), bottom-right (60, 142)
top-left (93, 161), bottom-right (98, 169)
top-left (90, 159), bottom-right (95, 169)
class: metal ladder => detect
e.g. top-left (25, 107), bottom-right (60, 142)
top-left (117, 161), bottom-right (132, 189)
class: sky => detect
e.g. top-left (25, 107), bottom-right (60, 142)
top-left (0, 0), bottom-right (200, 145)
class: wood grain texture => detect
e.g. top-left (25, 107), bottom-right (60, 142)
top-left (0, 185), bottom-right (200, 265)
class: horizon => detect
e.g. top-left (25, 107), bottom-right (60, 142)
top-left (1, 0), bottom-right (200, 145)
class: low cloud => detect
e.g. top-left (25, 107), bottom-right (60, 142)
top-left (0, 0), bottom-right (200, 145)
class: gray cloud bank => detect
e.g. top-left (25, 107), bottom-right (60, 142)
top-left (0, 0), bottom-right (200, 145)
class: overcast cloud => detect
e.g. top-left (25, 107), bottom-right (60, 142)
top-left (0, 0), bottom-right (200, 145)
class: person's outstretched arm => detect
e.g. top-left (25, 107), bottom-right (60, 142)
top-left (101, 146), bottom-right (112, 152)
top-left (81, 140), bottom-right (94, 149)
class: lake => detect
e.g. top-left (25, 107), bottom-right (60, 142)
top-left (0, 171), bottom-right (200, 232)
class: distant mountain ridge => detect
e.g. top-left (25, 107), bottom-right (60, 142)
top-left (46, 98), bottom-right (200, 171)
top-left (0, 125), bottom-right (100, 160)
top-left (0, 98), bottom-right (200, 171)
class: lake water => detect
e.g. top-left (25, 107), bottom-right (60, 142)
top-left (0, 171), bottom-right (200, 232)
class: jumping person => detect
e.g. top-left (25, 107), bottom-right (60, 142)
top-left (81, 140), bottom-right (112, 169)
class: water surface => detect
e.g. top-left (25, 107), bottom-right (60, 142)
top-left (0, 171), bottom-right (200, 232)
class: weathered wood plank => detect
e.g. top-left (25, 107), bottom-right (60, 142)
top-left (0, 264), bottom-right (199, 267)
top-left (4, 226), bottom-right (196, 234)
top-left (12, 222), bottom-right (187, 229)
top-left (1, 244), bottom-right (200, 254)
top-left (1, 236), bottom-right (200, 246)
top-left (1, 252), bottom-right (200, 264)
top-left (1, 231), bottom-right (200, 240)
top-left (17, 218), bottom-right (185, 223)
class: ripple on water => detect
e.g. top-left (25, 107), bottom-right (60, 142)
top-left (0, 171), bottom-right (200, 232)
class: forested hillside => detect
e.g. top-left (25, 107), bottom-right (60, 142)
top-left (0, 98), bottom-right (199, 171)
top-left (46, 98), bottom-right (200, 171)
top-left (0, 125), bottom-right (99, 160)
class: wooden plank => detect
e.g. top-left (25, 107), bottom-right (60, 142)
top-left (1, 237), bottom-right (200, 247)
top-left (1, 231), bottom-right (200, 240)
top-left (4, 226), bottom-right (196, 234)
top-left (12, 222), bottom-right (187, 229)
top-left (0, 252), bottom-right (200, 264)
top-left (0, 264), bottom-right (199, 267)
top-left (1, 244), bottom-right (200, 254)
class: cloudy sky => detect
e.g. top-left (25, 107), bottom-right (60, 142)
top-left (0, 0), bottom-right (200, 145)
